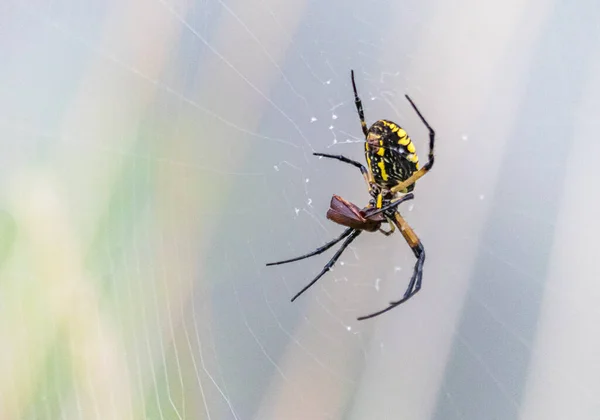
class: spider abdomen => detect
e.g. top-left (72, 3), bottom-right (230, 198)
top-left (365, 119), bottom-right (419, 191)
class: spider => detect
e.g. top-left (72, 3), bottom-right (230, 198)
top-left (266, 70), bottom-right (435, 320)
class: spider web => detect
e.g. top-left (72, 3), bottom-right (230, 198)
top-left (1, 0), bottom-right (600, 419)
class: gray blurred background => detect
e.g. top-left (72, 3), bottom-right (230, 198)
top-left (1, 0), bottom-right (599, 419)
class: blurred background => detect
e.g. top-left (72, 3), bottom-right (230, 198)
top-left (1, 0), bottom-right (600, 419)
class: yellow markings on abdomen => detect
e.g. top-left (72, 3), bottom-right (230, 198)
top-left (398, 132), bottom-right (410, 147)
top-left (365, 142), bottom-right (372, 169)
top-left (377, 160), bottom-right (389, 181)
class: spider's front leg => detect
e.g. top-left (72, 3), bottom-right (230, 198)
top-left (351, 69), bottom-right (369, 137)
top-left (390, 95), bottom-right (436, 195)
top-left (313, 152), bottom-right (373, 193)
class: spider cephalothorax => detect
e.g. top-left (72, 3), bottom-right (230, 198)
top-left (267, 70), bottom-right (436, 320)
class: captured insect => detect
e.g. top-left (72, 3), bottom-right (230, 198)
top-left (267, 70), bottom-right (435, 320)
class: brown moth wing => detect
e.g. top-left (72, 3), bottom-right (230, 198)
top-left (326, 195), bottom-right (382, 232)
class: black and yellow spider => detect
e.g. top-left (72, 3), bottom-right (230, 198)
top-left (267, 70), bottom-right (435, 321)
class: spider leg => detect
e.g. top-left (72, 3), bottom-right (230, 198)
top-left (313, 152), bottom-right (373, 191)
top-left (367, 193), bottom-right (414, 237)
top-left (356, 211), bottom-right (425, 321)
top-left (363, 193), bottom-right (414, 219)
top-left (392, 242), bottom-right (425, 303)
top-left (291, 229), bottom-right (362, 302)
top-left (390, 96), bottom-right (435, 194)
top-left (351, 69), bottom-right (369, 137)
top-left (378, 218), bottom-right (395, 236)
top-left (355, 269), bottom-right (423, 320)
top-left (405, 94), bottom-right (435, 171)
top-left (266, 227), bottom-right (354, 266)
